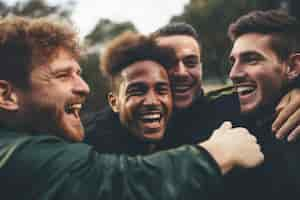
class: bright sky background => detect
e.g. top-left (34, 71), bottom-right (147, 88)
top-left (5, 0), bottom-right (190, 38)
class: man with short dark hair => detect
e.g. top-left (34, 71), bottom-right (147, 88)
top-left (152, 22), bottom-right (300, 146)
top-left (84, 31), bottom-right (175, 154)
top-left (222, 9), bottom-right (300, 200)
top-left (0, 16), bottom-right (263, 200)
top-left (84, 31), bottom-right (261, 162)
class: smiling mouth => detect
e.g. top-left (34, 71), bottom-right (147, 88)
top-left (65, 103), bottom-right (82, 118)
top-left (138, 112), bottom-right (163, 132)
top-left (140, 112), bottom-right (161, 123)
top-left (173, 84), bottom-right (192, 93)
top-left (235, 84), bottom-right (256, 96)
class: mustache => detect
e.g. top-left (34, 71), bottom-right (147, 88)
top-left (139, 105), bottom-right (164, 114)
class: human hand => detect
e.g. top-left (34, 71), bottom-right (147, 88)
top-left (272, 89), bottom-right (300, 142)
top-left (200, 121), bottom-right (264, 174)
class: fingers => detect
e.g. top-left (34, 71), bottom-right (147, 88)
top-left (275, 109), bottom-right (300, 140)
top-left (272, 99), bottom-right (300, 133)
top-left (287, 125), bottom-right (300, 142)
top-left (273, 89), bottom-right (300, 134)
top-left (219, 121), bottom-right (232, 129)
top-left (275, 92), bottom-right (290, 114)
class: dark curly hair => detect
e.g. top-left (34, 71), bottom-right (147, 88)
top-left (101, 31), bottom-right (176, 91)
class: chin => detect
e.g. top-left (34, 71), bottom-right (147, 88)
top-left (142, 132), bottom-right (164, 142)
top-left (174, 99), bottom-right (193, 109)
top-left (240, 102), bottom-right (260, 115)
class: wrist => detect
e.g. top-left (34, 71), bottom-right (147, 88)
top-left (198, 141), bottom-right (234, 174)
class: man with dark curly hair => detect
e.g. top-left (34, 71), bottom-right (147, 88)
top-left (84, 31), bottom-right (175, 154)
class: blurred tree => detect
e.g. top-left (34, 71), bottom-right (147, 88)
top-left (170, 0), bottom-right (277, 82)
top-left (80, 53), bottom-right (110, 113)
top-left (85, 19), bottom-right (136, 45)
top-left (0, 0), bottom-right (74, 18)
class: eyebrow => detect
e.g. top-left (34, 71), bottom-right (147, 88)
top-left (156, 81), bottom-right (170, 86)
top-left (229, 50), bottom-right (263, 60)
top-left (52, 65), bottom-right (82, 74)
top-left (126, 82), bottom-right (145, 91)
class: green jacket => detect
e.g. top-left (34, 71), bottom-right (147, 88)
top-left (0, 127), bottom-right (222, 200)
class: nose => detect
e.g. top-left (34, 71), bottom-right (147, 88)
top-left (229, 62), bottom-right (245, 81)
top-left (143, 89), bottom-right (159, 106)
top-left (73, 75), bottom-right (90, 97)
top-left (171, 61), bottom-right (188, 76)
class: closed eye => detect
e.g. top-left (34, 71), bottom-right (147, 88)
top-left (156, 83), bottom-right (170, 95)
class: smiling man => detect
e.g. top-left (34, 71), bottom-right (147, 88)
top-left (229, 19), bottom-right (299, 115)
top-left (0, 16), bottom-right (264, 200)
top-left (150, 22), bottom-right (300, 149)
top-left (152, 23), bottom-right (203, 110)
top-left (221, 10), bottom-right (300, 200)
top-left (0, 19), bottom-right (90, 142)
top-left (84, 32), bottom-right (174, 154)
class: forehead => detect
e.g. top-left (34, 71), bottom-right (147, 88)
top-left (47, 48), bottom-right (80, 72)
top-left (230, 33), bottom-right (277, 59)
top-left (156, 35), bottom-right (201, 58)
top-left (32, 48), bottom-right (80, 74)
top-left (120, 60), bottom-right (169, 84)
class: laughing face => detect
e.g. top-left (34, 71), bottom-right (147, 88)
top-left (156, 35), bottom-right (202, 109)
top-left (17, 48), bottom-right (90, 141)
top-left (229, 33), bottom-right (289, 114)
top-left (110, 60), bottom-right (172, 142)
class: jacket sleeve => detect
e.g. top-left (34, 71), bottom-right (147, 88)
top-left (1, 136), bottom-right (222, 200)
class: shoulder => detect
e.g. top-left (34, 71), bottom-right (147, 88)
top-left (83, 106), bottom-right (118, 134)
top-left (206, 85), bottom-right (236, 101)
top-left (205, 85), bottom-right (241, 121)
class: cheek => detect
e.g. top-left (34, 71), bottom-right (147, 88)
top-left (119, 98), bottom-right (138, 120)
top-left (255, 69), bottom-right (284, 100)
top-left (162, 96), bottom-right (172, 110)
top-left (189, 67), bottom-right (202, 81)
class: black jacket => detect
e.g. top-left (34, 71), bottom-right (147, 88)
top-left (223, 105), bottom-right (300, 200)
top-left (0, 126), bottom-right (223, 200)
top-left (84, 107), bottom-right (155, 155)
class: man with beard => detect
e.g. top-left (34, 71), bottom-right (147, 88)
top-left (221, 9), bottom-right (300, 200)
top-left (0, 16), bottom-right (263, 200)
top-left (150, 22), bottom-right (300, 149)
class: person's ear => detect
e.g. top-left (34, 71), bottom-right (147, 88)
top-left (107, 92), bottom-right (119, 113)
top-left (0, 80), bottom-right (19, 111)
top-left (286, 53), bottom-right (300, 81)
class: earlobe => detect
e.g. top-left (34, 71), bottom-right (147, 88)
top-left (107, 92), bottom-right (119, 113)
top-left (0, 80), bottom-right (19, 111)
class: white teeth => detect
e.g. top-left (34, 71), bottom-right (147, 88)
top-left (174, 85), bottom-right (190, 92)
top-left (140, 114), bottom-right (161, 120)
top-left (237, 86), bottom-right (255, 94)
top-left (71, 104), bottom-right (82, 109)
top-left (66, 104), bottom-right (82, 117)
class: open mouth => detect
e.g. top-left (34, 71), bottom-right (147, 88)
top-left (138, 111), bottom-right (163, 133)
top-left (172, 83), bottom-right (192, 94)
top-left (65, 103), bottom-right (82, 118)
top-left (235, 84), bottom-right (256, 96)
